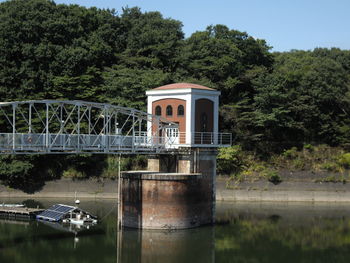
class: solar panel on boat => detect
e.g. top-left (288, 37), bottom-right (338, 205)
top-left (37, 204), bottom-right (75, 222)
top-left (55, 206), bottom-right (72, 213)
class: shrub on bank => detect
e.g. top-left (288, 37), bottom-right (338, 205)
top-left (219, 144), bottom-right (350, 184)
top-left (62, 168), bottom-right (86, 179)
top-left (282, 147), bottom-right (298, 159)
top-left (102, 155), bottom-right (147, 178)
top-left (338, 153), bottom-right (350, 168)
top-left (217, 146), bottom-right (245, 176)
top-left (264, 170), bottom-right (282, 185)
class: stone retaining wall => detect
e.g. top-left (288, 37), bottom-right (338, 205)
top-left (1, 177), bottom-right (350, 202)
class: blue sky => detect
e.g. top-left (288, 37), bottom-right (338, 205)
top-left (4, 0), bottom-right (350, 51)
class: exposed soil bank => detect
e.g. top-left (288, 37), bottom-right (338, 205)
top-left (216, 169), bottom-right (350, 202)
top-left (1, 174), bottom-right (350, 202)
top-left (216, 178), bottom-right (350, 202)
top-left (0, 178), bottom-right (119, 199)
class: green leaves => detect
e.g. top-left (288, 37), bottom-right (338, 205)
top-left (0, 0), bottom-right (122, 101)
top-left (120, 7), bottom-right (183, 71)
top-left (0, 0), bottom-right (349, 182)
top-left (102, 66), bottom-right (171, 110)
top-left (245, 49), bottom-right (350, 152)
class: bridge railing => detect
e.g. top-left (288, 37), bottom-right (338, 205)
top-left (0, 133), bottom-right (170, 153)
top-left (0, 131), bottom-right (231, 154)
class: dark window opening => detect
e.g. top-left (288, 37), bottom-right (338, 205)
top-left (155, 106), bottom-right (161, 116)
top-left (166, 105), bottom-right (173, 116)
top-left (177, 105), bottom-right (184, 116)
top-left (201, 113), bottom-right (208, 132)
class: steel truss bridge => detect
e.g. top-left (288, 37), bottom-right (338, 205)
top-left (0, 100), bottom-right (231, 155)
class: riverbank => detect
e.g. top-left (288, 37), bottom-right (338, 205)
top-left (2, 175), bottom-right (350, 202)
top-left (0, 178), bottom-right (119, 199)
top-left (216, 177), bottom-right (350, 202)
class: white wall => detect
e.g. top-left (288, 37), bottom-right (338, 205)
top-left (146, 88), bottom-right (220, 145)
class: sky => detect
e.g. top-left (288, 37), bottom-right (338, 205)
top-left (4, 0), bottom-right (350, 51)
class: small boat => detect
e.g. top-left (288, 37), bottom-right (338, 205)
top-left (63, 213), bottom-right (98, 225)
top-left (36, 204), bottom-right (97, 225)
top-left (0, 203), bottom-right (25, 208)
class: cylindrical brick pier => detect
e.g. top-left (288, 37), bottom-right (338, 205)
top-left (121, 171), bottom-right (213, 229)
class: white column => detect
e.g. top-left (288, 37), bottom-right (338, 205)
top-left (147, 95), bottom-right (152, 137)
top-left (213, 95), bottom-right (219, 145)
top-left (187, 93), bottom-right (195, 145)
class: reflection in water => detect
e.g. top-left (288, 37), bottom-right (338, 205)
top-left (118, 228), bottom-right (215, 263)
top-left (215, 201), bottom-right (350, 263)
top-left (1, 199), bottom-right (350, 262)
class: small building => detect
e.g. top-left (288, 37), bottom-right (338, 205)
top-left (146, 83), bottom-right (229, 147)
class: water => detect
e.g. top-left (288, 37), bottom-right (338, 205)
top-left (1, 199), bottom-right (350, 263)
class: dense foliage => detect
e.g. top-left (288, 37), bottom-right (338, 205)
top-left (0, 0), bottom-right (349, 189)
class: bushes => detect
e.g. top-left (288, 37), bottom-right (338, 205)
top-left (218, 146), bottom-right (283, 184)
top-left (0, 153), bottom-right (148, 191)
top-left (102, 155), bottom-right (147, 178)
top-left (282, 147), bottom-right (298, 159)
top-left (62, 168), bottom-right (86, 179)
top-left (338, 153), bottom-right (350, 168)
top-left (263, 170), bottom-right (282, 185)
top-left (217, 146), bottom-right (245, 176)
top-left (219, 144), bottom-right (350, 184)
top-left (272, 145), bottom-right (348, 172)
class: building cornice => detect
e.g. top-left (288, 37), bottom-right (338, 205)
top-left (146, 88), bottom-right (221, 97)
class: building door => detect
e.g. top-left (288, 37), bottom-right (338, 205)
top-left (165, 127), bottom-right (179, 146)
top-left (195, 99), bottom-right (214, 144)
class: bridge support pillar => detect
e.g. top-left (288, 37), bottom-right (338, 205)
top-left (121, 148), bottom-right (217, 229)
top-left (176, 148), bottom-right (218, 226)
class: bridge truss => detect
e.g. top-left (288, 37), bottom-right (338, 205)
top-left (0, 100), bottom-right (175, 154)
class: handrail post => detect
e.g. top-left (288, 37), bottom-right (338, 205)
top-left (12, 104), bottom-right (16, 150)
top-left (106, 106), bottom-right (110, 153)
top-left (77, 104), bottom-right (80, 151)
top-left (46, 103), bottom-right (49, 150)
top-left (132, 111), bottom-right (135, 152)
top-left (28, 103), bottom-right (32, 134)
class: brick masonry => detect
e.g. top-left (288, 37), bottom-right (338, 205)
top-left (121, 148), bottom-right (218, 229)
top-left (121, 172), bottom-right (211, 229)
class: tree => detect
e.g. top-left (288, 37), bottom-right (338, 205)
top-left (0, 0), bottom-right (123, 101)
top-left (102, 66), bottom-right (172, 110)
top-left (119, 7), bottom-right (184, 72)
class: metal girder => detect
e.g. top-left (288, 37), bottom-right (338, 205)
top-left (0, 100), bottom-right (176, 154)
top-left (0, 100), bottom-right (232, 155)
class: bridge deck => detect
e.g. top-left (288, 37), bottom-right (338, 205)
top-left (0, 100), bottom-right (231, 154)
top-left (0, 132), bottom-right (231, 154)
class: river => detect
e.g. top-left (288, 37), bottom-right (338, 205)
top-left (1, 199), bottom-right (350, 263)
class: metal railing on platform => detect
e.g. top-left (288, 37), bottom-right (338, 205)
top-left (163, 132), bottom-right (232, 147)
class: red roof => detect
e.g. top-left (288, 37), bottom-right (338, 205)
top-left (153, 83), bottom-right (214, 91)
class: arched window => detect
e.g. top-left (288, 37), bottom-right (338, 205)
top-left (166, 105), bottom-right (173, 116)
top-left (155, 106), bottom-right (161, 116)
top-left (177, 105), bottom-right (184, 116)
